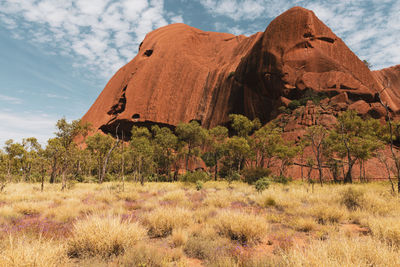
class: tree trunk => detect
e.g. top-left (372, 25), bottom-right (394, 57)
top-left (214, 154), bottom-right (218, 181)
top-left (50, 158), bottom-right (57, 183)
top-left (61, 168), bottom-right (67, 191)
top-left (100, 140), bottom-right (120, 183)
top-left (344, 160), bottom-right (354, 184)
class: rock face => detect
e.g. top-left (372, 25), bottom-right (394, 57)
top-left (82, 6), bottom-right (399, 139)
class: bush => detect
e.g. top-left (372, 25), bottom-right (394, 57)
top-left (340, 187), bottom-right (364, 210)
top-left (273, 175), bottom-right (292, 184)
top-left (67, 215), bottom-right (147, 258)
top-left (196, 180), bottom-right (203, 191)
top-left (255, 177), bottom-right (270, 193)
top-left (288, 100), bottom-right (301, 110)
top-left (142, 207), bottom-right (193, 237)
top-left (213, 210), bottom-right (268, 245)
top-left (184, 235), bottom-right (232, 261)
top-left (120, 243), bottom-right (183, 266)
top-left (181, 171), bottom-right (210, 183)
top-left (241, 167), bottom-right (272, 184)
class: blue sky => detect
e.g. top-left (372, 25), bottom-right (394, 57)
top-left (0, 0), bottom-right (399, 146)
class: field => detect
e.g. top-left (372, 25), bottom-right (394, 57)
top-left (0, 181), bottom-right (399, 266)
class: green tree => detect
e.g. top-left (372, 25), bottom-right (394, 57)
top-left (252, 122), bottom-right (283, 168)
top-left (223, 136), bottom-right (251, 174)
top-left (304, 125), bottom-right (329, 186)
top-left (21, 137), bottom-right (41, 182)
top-left (152, 126), bottom-right (178, 180)
top-left (86, 133), bottom-right (115, 183)
top-left (130, 127), bottom-right (154, 185)
top-left (45, 138), bottom-right (63, 183)
top-left (329, 110), bottom-right (382, 183)
top-left (55, 118), bottom-right (89, 190)
top-left (4, 139), bottom-right (25, 181)
top-left (176, 121), bottom-right (208, 171)
top-left (229, 114), bottom-right (261, 138)
top-left (275, 140), bottom-right (299, 177)
top-left (202, 126), bottom-right (228, 180)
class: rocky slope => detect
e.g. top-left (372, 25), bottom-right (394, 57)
top-left (81, 6), bottom-right (399, 140)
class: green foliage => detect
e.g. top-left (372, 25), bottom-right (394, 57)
top-left (181, 171), bottom-right (210, 183)
top-left (196, 180), bottom-right (203, 191)
top-left (229, 114), bottom-right (260, 137)
top-left (278, 106), bottom-right (291, 114)
top-left (328, 110), bottom-right (383, 183)
top-left (176, 121), bottom-right (208, 171)
top-left (228, 71), bottom-right (235, 79)
top-left (241, 167), bottom-right (272, 184)
top-left (288, 100), bottom-right (301, 110)
top-left (273, 175), bottom-right (292, 184)
top-left (254, 177), bottom-right (270, 192)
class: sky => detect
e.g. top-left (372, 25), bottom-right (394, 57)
top-left (0, 0), bottom-right (399, 146)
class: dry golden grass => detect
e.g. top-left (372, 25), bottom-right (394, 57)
top-left (0, 181), bottom-right (398, 266)
top-left (67, 215), bottom-right (147, 258)
top-left (213, 210), bottom-right (268, 245)
top-left (142, 206), bottom-right (193, 237)
top-left (0, 236), bottom-right (69, 267)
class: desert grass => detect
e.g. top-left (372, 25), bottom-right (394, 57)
top-left (0, 181), bottom-right (398, 266)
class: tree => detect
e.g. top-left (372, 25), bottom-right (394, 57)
top-left (176, 121), bottom-right (207, 171)
top-left (223, 136), bottom-right (251, 174)
top-left (329, 110), bottom-right (382, 183)
top-left (229, 114), bottom-right (260, 138)
top-left (201, 126), bottom-right (228, 180)
top-left (45, 138), bottom-right (63, 183)
top-left (55, 118), bottom-right (89, 190)
top-left (4, 139), bottom-right (25, 181)
top-left (21, 137), bottom-right (41, 182)
top-left (304, 125), bottom-right (329, 186)
top-left (252, 122), bottom-right (283, 168)
top-left (152, 126), bottom-right (178, 180)
top-left (275, 140), bottom-right (299, 177)
top-left (86, 133), bottom-right (115, 183)
top-left (130, 127), bottom-right (154, 185)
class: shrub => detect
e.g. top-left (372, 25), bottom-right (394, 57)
top-left (340, 187), bottom-right (364, 210)
top-left (184, 235), bottom-right (232, 261)
top-left (171, 228), bottom-right (189, 247)
top-left (273, 175), bottom-right (292, 184)
top-left (181, 171), bottom-right (210, 183)
top-left (263, 196), bottom-right (277, 207)
top-left (67, 215), bottom-right (146, 258)
top-left (120, 243), bottom-right (183, 266)
top-left (213, 210), bottom-right (268, 245)
top-left (196, 180), bottom-right (203, 191)
top-left (288, 100), bottom-right (301, 110)
top-left (142, 207), bottom-right (193, 237)
top-left (311, 205), bottom-right (343, 225)
top-left (255, 177), bottom-right (270, 193)
top-left (241, 167), bottom-right (271, 184)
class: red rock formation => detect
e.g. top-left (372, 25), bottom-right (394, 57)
top-left (373, 65), bottom-right (400, 113)
top-left (82, 6), bottom-right (398, 139)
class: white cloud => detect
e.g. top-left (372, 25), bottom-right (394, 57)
top-left (0, 94), bottom-right (23, 105)
top-left (0, 111), bottom-right (57, 146)
top-left (0, 0), bottom-right (179, 78)
top-left (199, 0), bottom-right (400, 70)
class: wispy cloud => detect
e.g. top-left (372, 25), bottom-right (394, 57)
top-left (0, 111), bottom-right (57, 146)
top-left (45, 93), bottom-right (70, 100)
top-left (0, 0), bottom-right (181, 78)
top-left (0, 94), bottom-right (23, 104)
top-left (199, 0), bottom-right (400, 70)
